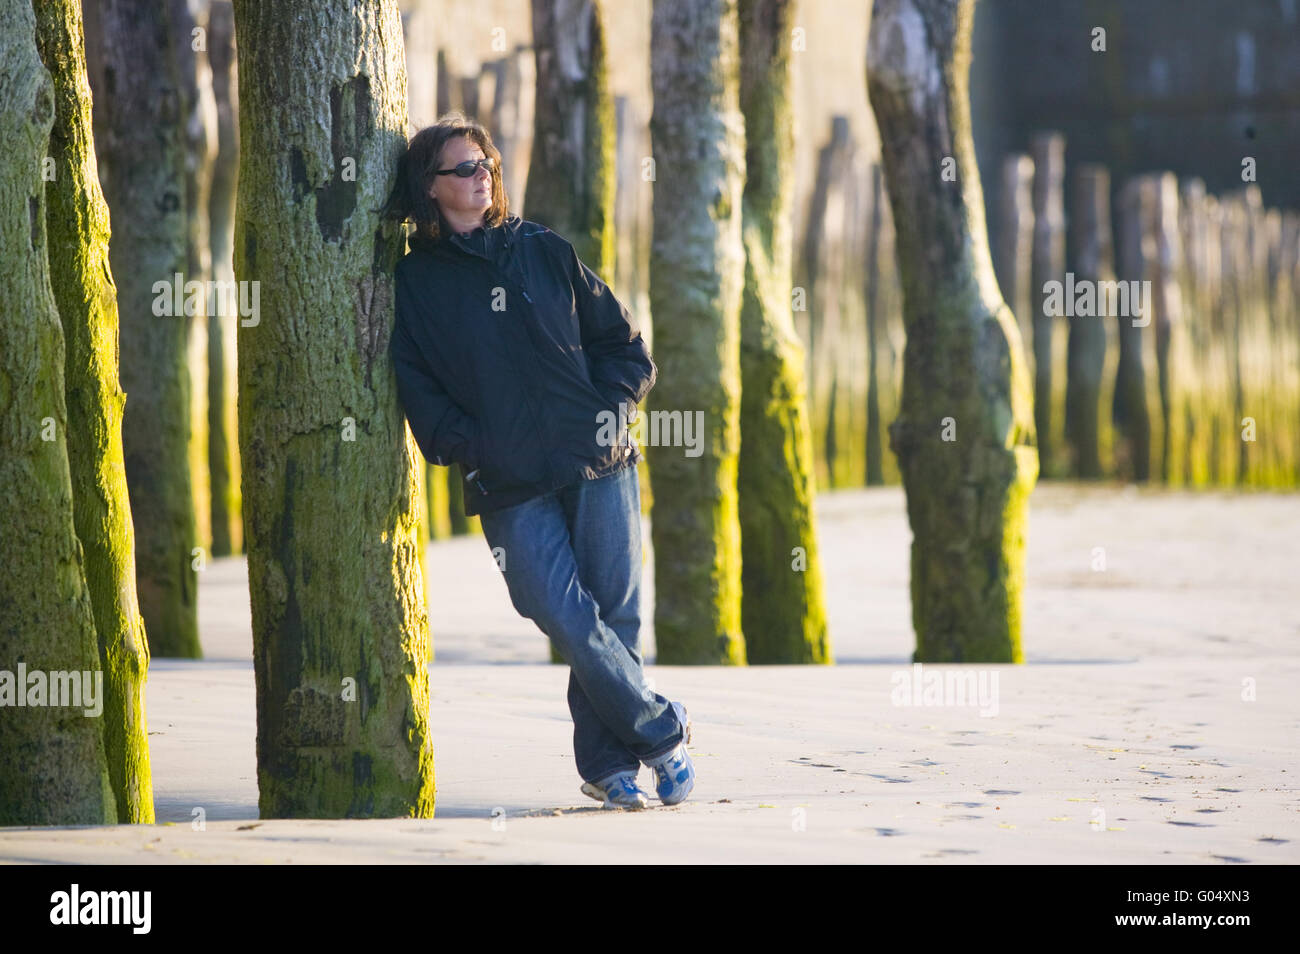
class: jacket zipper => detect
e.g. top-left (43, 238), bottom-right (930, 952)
top-left (490, 234), bottom-right (557, 495)
top-left (446, 228), bottom-right (542, 499)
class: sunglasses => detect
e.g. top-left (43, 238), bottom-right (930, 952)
top-left (434, 157), bottom-right (495, 178)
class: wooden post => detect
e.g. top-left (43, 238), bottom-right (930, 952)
top-left (1238, 187), bottom-right (1272, 486)
top-left (1150, 173), bottom-right (1187, 485)
top-left (866, 0), bottom-right (1037, 662)
top-left (208, 0), bottom-right (243, 556)
top-left (995, 154), bottom-right (1035, 351)
top-left (231, 0), bottom-right (435, 816)
top-left (96, 0), bottom-right (201, 657)
top-left (1215, 192), bottom-right (1245, 485)
top-left (648, 0), bottom-right (747, 664)
top-left (736, 0), bottom-right (831, 664)
top-left (1278, 210), bottom-right (1300, 484)
top-left (172, 0), bottom-right (218, 558)
top-left (0, 0), bottom-right (118, 824)
top-left (1064, 164), bottom-right (1113, 479)
top-left (800, 115), bottom-right (856, 487)
top-left (1113, 175), bottom-right (1154, 482)
top-left (1178, 178), bottom-right (1213, 486)
top-left (32, 0), bottom-right (155, 823)
top-left (864, 161), bottom-right (887, 485)
top-left (1030, 131), bottom-right (1066, 476)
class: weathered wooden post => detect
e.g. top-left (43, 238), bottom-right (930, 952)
top-left (995, 153), bottom-right (1034, 351)
top-left (1030, 131), bottom-right (1066, 476)
top-left (1178, 178), bottom-right (1209, 486)
top-left (736, 0), bottom-right (830, 664)
top-left (1113, 175), bottom-right (1154, 482)
top-left (866, 0), bottom-right (1038, 662)
top-left (864, 161), bottom-right (888, 485)
top-left (1150, 172), bottom-right (1187, 485)
top-left (208, 0), bottom-right (243, 556)
top-left (648, 0), bottom-right (747, 664)
top-left (1064, 164), bottom-right (1114, 479)
top-left (232, 0), bottom-right (435, 816)
top-left (801, 115), bottom-right (857, 486)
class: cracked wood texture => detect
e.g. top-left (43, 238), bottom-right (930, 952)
top-left (34, 0), bottom-right (155, 823)
top-left (0, 0), bottom-right (117, 825)
top-left (231, 0), bottom-right (434, 817)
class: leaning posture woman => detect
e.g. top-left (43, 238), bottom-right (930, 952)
top-left (383, 114), bottom-right (694, 809)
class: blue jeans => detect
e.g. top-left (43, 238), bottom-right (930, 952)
top-left (478, 463), bottom-right (686, 783)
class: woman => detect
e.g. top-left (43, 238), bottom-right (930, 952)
top-left (383, 113), bottom-right (694, 810)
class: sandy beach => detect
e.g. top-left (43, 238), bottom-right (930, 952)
top-left (2, 483), bottom-right (1296, 864)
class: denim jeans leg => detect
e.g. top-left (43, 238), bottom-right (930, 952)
top-left (559, 464), bottom-right (681, 782)
top-left (478, 469), bottom-right (683, 783)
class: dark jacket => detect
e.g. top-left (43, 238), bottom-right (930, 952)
top-left (391, 213), bottom-right (657, 517)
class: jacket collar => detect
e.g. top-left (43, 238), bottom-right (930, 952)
top-left (408, 213), bottom-right (526, 262)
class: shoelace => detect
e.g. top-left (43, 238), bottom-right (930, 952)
top-left (602, 776), bottom-right (645, 803)
top-left (654, 750), bottom-right (684, 776)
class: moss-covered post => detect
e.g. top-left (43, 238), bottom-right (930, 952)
top-left (527, 0), bottom-right (617, 666)
top-left (0, 0), bottom-right (117, 825)
top-left (868, 170), bottom-right (907, 487)
top-left (800, 116), bottom-right (855, 487)
top-left (526, 0), bottom-right (616, 279)
top-left (1150, 172), bottom-right (1188, 486)
top-left (414, 460), bottom-right (431, 664)
top-left (994, 154), bottom-right (1034, 362)
top-left (1064, 164), bottom-right (1114, 479)
top-left (1114, 176), bottom-right (1154, 482)
top-left (94, 0), bottom-right (201, 657)
top-left (172, 0), bottom-right (218, 558)
top-left (208, 0), bottom-right (243, 556)
top-left (864, 162), bottom-right (887, 485)
top-left (1218, 193), bottom-right (1247, 486)
top-left (649, 0), bottom-right (746, 664)
top-left (1238, 188), bottom-right (1273, 487)
top-left (1270, 210), bottom-right (1300, 486)
top-left (1178, 179), bottom-right (1214, 487)
top-left (866, 0), bottom-right (1038, 663)
top-left (33, 0), bottom-right (155, 824)
top-left (735, 0), bottom-right (829, 664)
top-left (425, 461), bottom-right (451, 540)
top-left (446, 468), bottom-right (479, 535)
top-left (231, 0), bottom-right (435, 817)
top-left (1029, 131), bottom-right (1066, 477)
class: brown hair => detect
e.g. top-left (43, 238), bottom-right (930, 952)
top-left (383, 111), bottom-right (510, 241)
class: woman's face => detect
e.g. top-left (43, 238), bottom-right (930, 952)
top-left (428, 135), bottom-right (494, 223)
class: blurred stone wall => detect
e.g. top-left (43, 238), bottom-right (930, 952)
top-left (972, 0), bottom-right (1300, 251)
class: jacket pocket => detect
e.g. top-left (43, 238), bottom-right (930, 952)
top-left (474, 412), bottom-right (548, 494)
top-left (588, 391), bottom-right (632, 465)
top-left (464, 425), bottom-right (483, 474)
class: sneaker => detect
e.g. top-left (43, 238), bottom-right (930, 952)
top-left (644, 702), bottom-right (695, 805)
top-left (674, 701), bottom-right (693, 746)
top-left (580, 770), bottom-right (650, 810)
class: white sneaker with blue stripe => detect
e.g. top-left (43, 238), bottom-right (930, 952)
top-left (580, 770), bottom-right (650, 810)
top-left (643, 701), bottom-right (694, 806)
